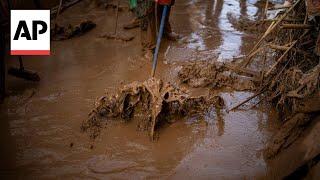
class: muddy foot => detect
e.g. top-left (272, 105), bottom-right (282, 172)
top-left (123, 18), bottom-right (140, 30)
top-left (165, 32), bottom-right (182, 41)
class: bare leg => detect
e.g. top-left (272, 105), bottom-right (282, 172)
top-left (123, 17), bottom-right (140, 29)
top-left (140, 1), bottom-right (156, 59)
top-left (146, 5), bottom-right (157, 50)
top-left (157, 5), bottom-right (180, 41)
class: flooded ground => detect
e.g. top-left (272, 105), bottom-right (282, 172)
top-left (1, 0), bottom-right (280, 179)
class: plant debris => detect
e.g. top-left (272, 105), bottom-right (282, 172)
top-left (230, 1), bottom-right (320, 172)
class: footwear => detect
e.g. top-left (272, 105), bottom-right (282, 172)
top-left (144, 50), bottom-right (153, 61)
top-left (165, 32), bottom-right (181, 41)
top-left (123, 18), bottom-right (140, 29)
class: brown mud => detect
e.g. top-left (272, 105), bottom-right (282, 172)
top-left (0, 0), bottom-right (284, 179)
top-left (178, 60), bottom-right (257, 91)
top-left (81, 78), bottom-right (223, 140)
top-left (99, 32), bottom-right (135, 41)
top-left (228, 14), bottom-right (268, 33)
top-left (264, 113), bottom-right (312, 159)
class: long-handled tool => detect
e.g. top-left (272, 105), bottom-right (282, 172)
top-left (52, 0), bottom-right (63, 30)
top-left (99, 0), bottom-right (135, 41)
top-left (151, 5), bottom-right (169, 77)
top-left (8, 56), bottom-right (40, 81)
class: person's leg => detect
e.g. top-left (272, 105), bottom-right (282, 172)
top-left (123, 17), bottom-right (140, 29)
top-left (140, 11), bottom-right (155, 58)
top-left (124, 0), bottom-right (140, 30)
top-left (147, 3), bottom-right (156, 50)
top-left (141, 4), bottom-right (156, 59)
top-left (164, 6), bottom-right (172, 34)
top-left (157, 4), bottom-right (180, 41)
top-left (139, 0), bottom-right (157, 59)
top-left (140, 17), bottom-right (148, 53)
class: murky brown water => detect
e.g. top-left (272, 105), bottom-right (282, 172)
top-left (1, 0), bottom-right (279, 179)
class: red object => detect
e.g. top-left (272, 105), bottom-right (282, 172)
top-left (156, 0), bottom-right (172, 5)
top-left (10, 50), bottom-right (51, 56)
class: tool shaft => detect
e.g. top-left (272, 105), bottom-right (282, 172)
top-left (151, 5), bottom-right (168, 77)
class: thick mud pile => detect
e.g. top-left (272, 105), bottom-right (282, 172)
top-left (178, 61), bottom-right (256, 91)
top-left (81, 78), bottom-right (224, 140)
top-left (52, 20), bottom-right (96, 40)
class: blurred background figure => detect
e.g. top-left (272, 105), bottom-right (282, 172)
top-left (126, 0), bottom-right (180, 58)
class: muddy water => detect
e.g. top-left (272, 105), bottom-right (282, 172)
top-left (1, 0), bottom-right (278, 179)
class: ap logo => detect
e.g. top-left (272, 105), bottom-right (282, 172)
top-left (11, 10), bottom-right (50, 55)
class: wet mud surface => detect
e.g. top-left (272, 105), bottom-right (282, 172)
top-left (1, 0), bottom-right (280, 179)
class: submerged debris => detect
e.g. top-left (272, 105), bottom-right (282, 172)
top-left (93, 0), bottom-right (126, 11)
top-left (228, 13), bottom-right (268, 33)
top-left (81, 78), bottom-right (224, 140)
top-left (178, 61), bottom-right (256, 91)
top-left (52, 20), bottom-right (96, 41)
top-left (99, 32), bottom-right (135, 41)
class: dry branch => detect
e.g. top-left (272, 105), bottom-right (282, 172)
top-left (265, 40), bottom-right (298, 76)
top-left (229, 88), bottom-right (266, 112)
top-left (268, 43), bottom-right (313, 57)
top-left (245, 0), bottom-right (302, 64)
top-left (281, 24), bottom-right (313, 29)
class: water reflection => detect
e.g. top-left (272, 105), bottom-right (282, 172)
top-left (167, 0), bottom-right (263, 62)
top-left (216, 0), bottom-right (242, 61)
top-left (166, 0), bottom-right (253, 62)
